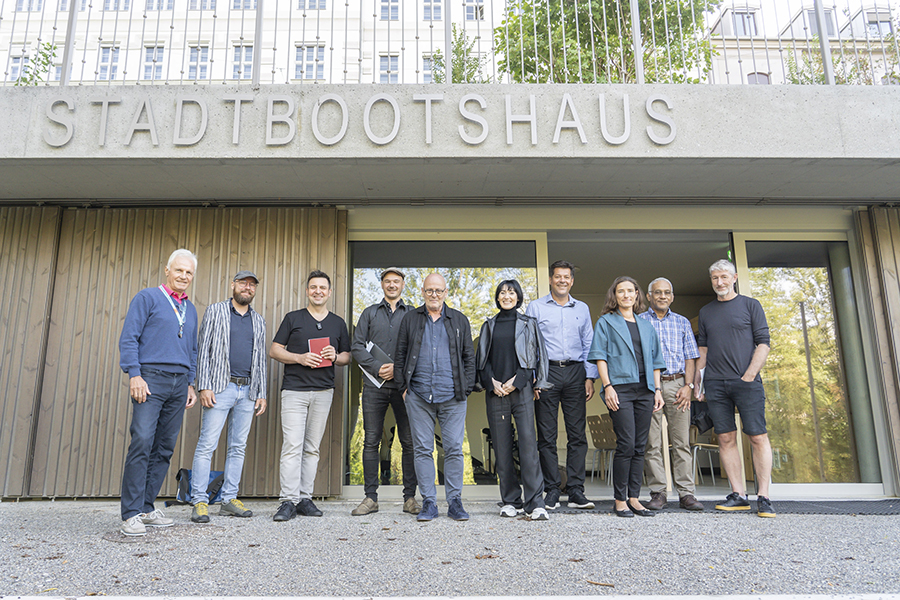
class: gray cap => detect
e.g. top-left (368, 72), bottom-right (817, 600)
top-left (380, 267), bottom-right (405, 280)
top-left (233, 270), bottom-right (259, 283)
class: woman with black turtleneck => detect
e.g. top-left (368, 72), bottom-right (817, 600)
top-left (475, 279), bottom-right (552, 521)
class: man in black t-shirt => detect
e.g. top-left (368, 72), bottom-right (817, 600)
top-left (694, 260), bottom-right (775, 518)
top-left (269, 270), bottom-right (351, 522)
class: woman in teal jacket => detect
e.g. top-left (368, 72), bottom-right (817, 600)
top-left (588, 276), bottom-right (665, 518)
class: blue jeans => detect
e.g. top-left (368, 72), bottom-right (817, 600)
top-left (191, 382), bottom-right (256, 504)
top-left (405, 389), bottom-right (467, 504)
top-left (120, 368), bottom-right (189, 520)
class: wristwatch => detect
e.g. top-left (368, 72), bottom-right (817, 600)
top-left (687, 382), bottom-right (695, 390)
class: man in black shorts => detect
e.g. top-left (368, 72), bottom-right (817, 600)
top-left (694, 259), bottom-right (775, 518)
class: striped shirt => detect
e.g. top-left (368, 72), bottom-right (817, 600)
top-left (637, 309), bottom-right (699, 376)
top-left (195, 299), bottom-right (268, 400)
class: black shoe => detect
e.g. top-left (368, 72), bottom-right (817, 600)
top-left (567, 490), bottom-right (595, 509)
top-left (715, 492), bottom-right (751, 511)
top-left (626, 499), bottom-right (655, 517)
top-left (614, 506), bottom-right (634, 518)
top-left (295, 498), bottom-right (323, 517)
top-left (757, 496), bottom-right (776, 518)
top-left (273, 501), bottom-right (296, 522)
top-left (544, 489), bottom-right (560, 510)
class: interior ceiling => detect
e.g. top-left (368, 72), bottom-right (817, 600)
top-left (548, 230), bottom-right (731, 298)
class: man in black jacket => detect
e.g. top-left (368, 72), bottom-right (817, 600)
top-left (395, 273), bottom-right (476, 522)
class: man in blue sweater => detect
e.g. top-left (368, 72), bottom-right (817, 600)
top-left (118, 249), bottom-right (199, 536)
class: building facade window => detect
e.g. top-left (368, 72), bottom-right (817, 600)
top-left (189, 0), bottom-right (215, 9)
top-left (298, 0), bottom-right (325, 9)
top-left (99, 46), bottom-right (120, 80)
top-left (143, 46), bottom-right (164, 80)
top-left (423, 0), bottom-right (440, 21)
top-left (422, 55), bottom-right (433, 83)
top-left (145, 0), bottom-right (174, 9)
top-left (465, 0), bottom-right (483, 21)
top-left (232, 0), bottom-right (256, 8)
top-left (9, 56), bottom-right (29, 81)
top-left (15, 0), bottom-right (43, 11)
top-left (58, 0), bottom-right (87, 10)
top-left (747, 72), bottom-right (770, 85)
top-left (103, 0), bottom-right (130, 9)
top-left (233, 45), bottom-right (252, 79)
top-left (295, 45), bottom-right (325, 80)
top-left (806, 9), bottom-right (835, 38)
top-left (188, 46), bottom-right (209, 80)
top-left (867, 12), bottom-right (893, 37)
top-left (379, 54), bottom-right (398, 83)
top-left (380, 0), bottom-right (398, 21)
top-left (732, 10), bottom-right (757, 36)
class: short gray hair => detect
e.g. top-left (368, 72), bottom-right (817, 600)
top-left (647, 277), bottom-right (674, 295)
top-left (167, 248), bottom-right (198, 271)
top-left (708, 259), bottom-right (736, 275)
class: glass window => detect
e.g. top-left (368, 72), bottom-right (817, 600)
top-left (9, 56), bottom-right (29, 81)
top-left (145, 0), bottom-right (174, 9)
top-left (423, 0), bottom-right (440, 21)
top-left (15, 0), bottom-right (43, 10)
top-left (103, 0), bottom-right (130, 9)
top-left (233, 45), bottom-right (253, 79)
top-left (379, 54), bottom-right (398, 83)
top-left (189, 0), bottom-right (216, 9)
top-left (806, 9), bottom-right (835, 38)
top-left (232, 0), bottom-right (256, 8)
top-left (867, 12), bottom-right (893, 37)
top-left (732, 11), bottom-right (757, 36)
top-left (745, 241), bottom-right (864, 484)
top-left (143, 46), bottom-right (163, 80)
top-left (99, 47), bottom-right (119, 80)
top-left (422, 56), bottom-right (433, 83)
top-left (380, 0), bottom-right (397, 21)
top-left (295, 45), bottom-right (324, 80)
top-left (188, 46), bottom-right (208, 80)
top-left (465, 0), bottom-right (484, 21)
top-left (747, 72), bottom-right (770, 85)
top-left (58, 0), bottom-right (88, 9)
top-left (298, 0), bottom-right (326, 8)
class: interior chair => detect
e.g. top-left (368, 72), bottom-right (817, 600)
top-left (587, 414), bottom-right (617, 484)
top-left (690, 424), bottom-right (720, 485)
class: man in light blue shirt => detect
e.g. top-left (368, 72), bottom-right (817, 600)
top-left (526, 260), bottom-right (599, 510)
top-left (638, 277), bottom-right (703, 512)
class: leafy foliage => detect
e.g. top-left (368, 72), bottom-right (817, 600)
top-left (494, 0), bottom-right (721, 83)
top-left (432, 24), bottom-right (494, 83)
top-left (14, 42), bottom-right (57, 86)
top-left (783, 36), bottom-right (895, 85)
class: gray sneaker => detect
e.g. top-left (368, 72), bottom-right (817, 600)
top-left (220, 499), bottom-right (253, 517)
top-left (121, 515), bottom-right (147, 537)
top-left (191, 502), bottom-right (211, 523)
top-left (351, 497), bottom-right (379, 516)
top-left (140, 508), bottom-right (174, 527)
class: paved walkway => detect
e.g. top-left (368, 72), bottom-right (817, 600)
top-left (1, 499), bottom-right (898, 597)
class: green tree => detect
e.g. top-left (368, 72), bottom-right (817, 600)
top-left (494, 0), bottom-right (721, 84)
top-left (784, 36), bottom-right (894, 85)
top-left (432, 24), bottom-right (494, 83)
top-left (15, 42), bottom-right (57, 86)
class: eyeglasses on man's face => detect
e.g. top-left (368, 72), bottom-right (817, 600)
top-left (423, 288), bottom-right (446, 297)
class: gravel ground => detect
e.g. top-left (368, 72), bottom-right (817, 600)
top-left (1, 499), bottom-right (898, 597)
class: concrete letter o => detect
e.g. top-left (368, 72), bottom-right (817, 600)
top-left (364, 94), bottom-right (400, 145)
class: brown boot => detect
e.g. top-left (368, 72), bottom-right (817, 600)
top-left (646, 491), bottom-right (667, 511)
top-left (679, 494), bottom-right (704, 511)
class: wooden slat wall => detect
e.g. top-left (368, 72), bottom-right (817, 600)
top-left (0, 207), bottom-right (61, 497)
top-left (856, 207), bottom-right (900, 491)
top-left (27, 207), bottom-right (348, 498)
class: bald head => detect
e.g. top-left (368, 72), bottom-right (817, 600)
top-left (422, 272), bottom-right (447, 315)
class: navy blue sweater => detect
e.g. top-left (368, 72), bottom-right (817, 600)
top-left (119, 287), bottom-right (199, 381)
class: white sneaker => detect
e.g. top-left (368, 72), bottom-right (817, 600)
top-left (529, 507), bottom-right (550, 521)
top-left (121, 515), bottom-right (147, 536)
top-left (140, 508), bottom-right (174, 527)
top-left (499, 504), bottom-right (519, 518)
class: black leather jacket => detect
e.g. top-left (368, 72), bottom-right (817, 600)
top-left (394, 303), bottom-right (476, 402)
top-left (475, 312), bottom-right (552, 391)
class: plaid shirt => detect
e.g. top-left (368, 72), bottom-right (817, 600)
top-left (637, 309), bottom-right (699, 376)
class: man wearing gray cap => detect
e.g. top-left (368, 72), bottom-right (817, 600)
top-left (350, 268), bottom-right (418, 515)
top-left (190, 270), bottom-right (268, 523)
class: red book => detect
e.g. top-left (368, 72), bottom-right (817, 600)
top-left (308, 337), bottom-right (333, 368)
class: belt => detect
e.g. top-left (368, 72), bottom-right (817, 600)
top-left (549, 360), bottom-right (580, 368)
top-left (660, 373), bottom-right (684, 382)
top-left (230, 376), bottom-right (250, 386)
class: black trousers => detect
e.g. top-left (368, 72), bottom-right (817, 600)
top-left (486, 384), bottom-right (546, 513)
top-left (535, 363), bottom-right (588, 494)
top-left (361, 386), bottom-right (417, 501)
top-left (607, 380), bottom-right (655, 501)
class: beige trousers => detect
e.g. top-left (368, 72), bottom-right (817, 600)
top-left (644, 376), bottom-right (695, 497)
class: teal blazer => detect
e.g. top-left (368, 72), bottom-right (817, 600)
top-left (587, 311), bottom-right (666, 393)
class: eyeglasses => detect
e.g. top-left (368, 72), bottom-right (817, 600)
top-left (423, 289), bottom-right (446, 297)
top-left (236, 280), bottom-right (258, 288)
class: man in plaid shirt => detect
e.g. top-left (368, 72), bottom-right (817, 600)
top-left (637, 277), bottom-right (703, 512)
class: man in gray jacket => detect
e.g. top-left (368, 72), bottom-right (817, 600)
top-left (190, 270), bottom-right (268, 523)
top-left (350, 268), bottom-right (418, 516)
